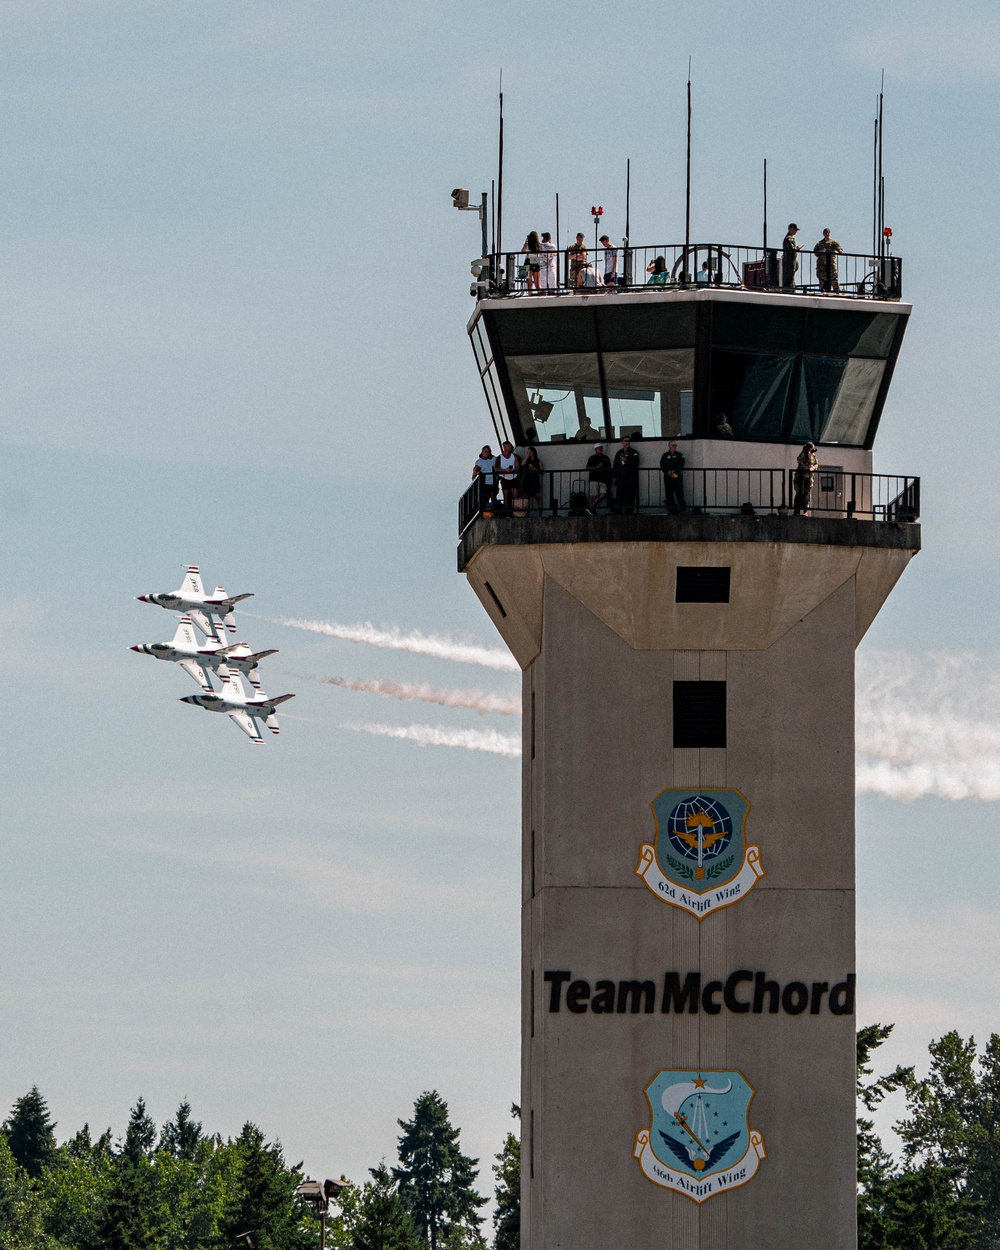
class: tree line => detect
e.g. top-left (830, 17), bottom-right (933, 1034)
top-left (0, 1087), bottom-right (517, 1250)
top-left (859, 1024), bottom-right (1000, 1249)
top-left (3, 1024), bottom-right (997, 1250)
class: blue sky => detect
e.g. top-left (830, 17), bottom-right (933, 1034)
top-left (1, 0), bottom-right (998, 1188)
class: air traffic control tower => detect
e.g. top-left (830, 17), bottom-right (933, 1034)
top-left (457, 239), bottom-right (918, 1249)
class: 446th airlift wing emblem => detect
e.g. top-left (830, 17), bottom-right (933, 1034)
top-left (635, 788), bottom-right (764, 920)
top-left (633, 1069), bottom-right (766, 1203)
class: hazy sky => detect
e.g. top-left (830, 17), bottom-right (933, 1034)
top-left (1, 0), bottom-right (998, 1190)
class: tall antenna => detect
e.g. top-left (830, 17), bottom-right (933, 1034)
top-left (491, 177), bottom-right (496, 256)
top-left (762, 158), bottom-right (768, 254)
top-left (497, 71), bottom-right (504, 265)
top-left (555, 193), bottom-right (560, 257)
top-left (625, 157), bottom-right (631, 243)
top-left (872, 113), bottom-right (878, 260)
top-left (684, 58), bottom-right (692, 284)
top-left (878, 71), bottom-right (885, 262)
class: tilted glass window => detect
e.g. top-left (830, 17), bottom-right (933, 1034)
top-left (601, 349), bottom-right (695, 439)
top-left (505, 354), bottom-right (604, 443)
top-left (790, 356), bottom-right (886, 445)
top-left (709, 350), bottom-right (796, 441)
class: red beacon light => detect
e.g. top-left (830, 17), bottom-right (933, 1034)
top-left (883, 226), bottom-right (892, 238)
top-left (591, 205), bottom-right (604, 224)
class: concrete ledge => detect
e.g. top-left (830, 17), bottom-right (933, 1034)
top-left (458, 513), bottom-right (921, 571)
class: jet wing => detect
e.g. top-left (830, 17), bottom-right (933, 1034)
top-left (228, 710), bottom-right (265, 744)
top-left (185, 607), bottom-right (218, 638)
top-left (178, 658), bottom-right (213, 692)
top-left (180, 565), bottom-right (205, 597)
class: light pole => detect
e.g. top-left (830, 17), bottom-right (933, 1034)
top-left (296, 1177), bottom-right (350, 1250)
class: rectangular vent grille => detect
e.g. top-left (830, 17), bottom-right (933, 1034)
top-left (673, 681), bottom-right (727, 748)
top-left (676, 566), bottom-right (731, 603)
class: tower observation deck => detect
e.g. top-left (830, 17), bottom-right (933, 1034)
top-left (457, 240), bottom-right (918, 1250)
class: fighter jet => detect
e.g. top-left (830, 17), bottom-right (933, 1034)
top-left (130, 616), bottom-right (278, 692)
top-left (179, 668), bottom-right (295, 744)
top-left (137, 565), bottom-right (252, 636)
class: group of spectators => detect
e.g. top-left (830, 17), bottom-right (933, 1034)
top-left (472, 437), bottom-right (821, 518)
top-left (472, 437), bottom-right (690, 517)
top-left (518, 223), bottom-right (849, 295)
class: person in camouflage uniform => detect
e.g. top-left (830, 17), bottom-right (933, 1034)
top-left (793, 441), bottom-right (818, 514)
top-left (814, 228), bottom-right (843, 293)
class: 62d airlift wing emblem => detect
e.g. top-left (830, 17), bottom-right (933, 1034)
top-left (635, 788), bottom-right (764, 920)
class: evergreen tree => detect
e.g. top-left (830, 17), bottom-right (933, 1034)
top-left (394, 1091), bottom-right (485, 1250)
top-left (97, 1153), bottom-right (157, 1250)
top-left (218, 1122), bottom-right (316, 1250)
top-left (0, 1133), bottom-right (44, 1247)
top-left (857, 1023), bottom-right (912, 1248)
top-left (3, 1086), bottom-right (56, 1178)
top-left (159, 1101), bottom-right (203, 1162)
top-left (122, 1098), bottom-right (158, 1165)
top-left (895, 1029), bottom-right (1000, 1249)
top-left (491, 1106), bottom-right (519, 1250)
top-left (350, 1162), bottom-right (420, 1250)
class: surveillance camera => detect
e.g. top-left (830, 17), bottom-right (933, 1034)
top-left (470, 257), bottom-right (488, 277)
top-left (451, 188), bottom-right (470, 209)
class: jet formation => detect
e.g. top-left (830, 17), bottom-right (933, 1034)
top-left (133, 565), bottom-right (293, 744)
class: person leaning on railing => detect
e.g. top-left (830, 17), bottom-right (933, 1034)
top-left (522, 231), bottom-right (543, 294)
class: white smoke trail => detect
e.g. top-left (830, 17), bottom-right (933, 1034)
top-left (275, 618), bottom-right (518, 672)
top-left (292, 673), bottom-right (520, 716)
top-left (341, 721), bottom-right (522, 759)
top-left (856, 652), bottom-right (1000, 802)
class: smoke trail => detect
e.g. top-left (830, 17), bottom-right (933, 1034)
top-left (856, 652), bottom-right (1000, 801)
top-left (341, 721), bottom-right (522, 758)
top-left (292, 673), bottom-right (520, 716)
top-left (274, 618), bottom-right (519, 672)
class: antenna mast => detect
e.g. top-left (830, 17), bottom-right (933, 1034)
top-left (763, 158), bottom-right (768, 254)
top-left (497, 72), bottom-right (504, 267)
top-left (878, 72), bottom-right (885, 263)
top-left (684, 59), bottom-right (692, 284)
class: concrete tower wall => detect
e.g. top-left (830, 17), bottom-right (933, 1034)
top-left (461, 519), bottom-right (918, 1249)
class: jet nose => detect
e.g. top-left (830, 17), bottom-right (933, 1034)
top-left (136, 594), bottom-right (149, 602)
top-left (129, 645), bottom-right (140, 652)
top-left (179, 696), bottom-right (196, 704)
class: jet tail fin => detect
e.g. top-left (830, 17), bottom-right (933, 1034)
top-left (169, 616), bottom-right (198, 650)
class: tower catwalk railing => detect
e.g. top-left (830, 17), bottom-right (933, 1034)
top-left (477, 243), bottom-right (903, 301)
top-left (459, 469), bottom-right (919, 536)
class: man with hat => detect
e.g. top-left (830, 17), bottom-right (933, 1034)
top-left (782, 223), bottom-right (802, 289)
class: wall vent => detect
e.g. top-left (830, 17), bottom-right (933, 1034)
top-left (676, 566), bottom-right (731, 603)
top-left (673, 681), bottom-right (727, 748)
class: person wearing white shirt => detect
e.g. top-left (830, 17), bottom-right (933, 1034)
top-left (473, 445), bottom-right (498, 511)
top-left (539, 232), bottom-right (557, 291)
top-left (600, 234), bottom-right (618, 286)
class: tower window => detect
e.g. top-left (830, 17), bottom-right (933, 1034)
top-left (676, 567), bottom-right (731, 603)
top-left (673, 682), bottom-right (727, 748)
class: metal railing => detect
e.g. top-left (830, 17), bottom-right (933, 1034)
top-left (475, 243), bottom-right (902, 301)
top-left (459, 469), bottom-right (919, 535)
